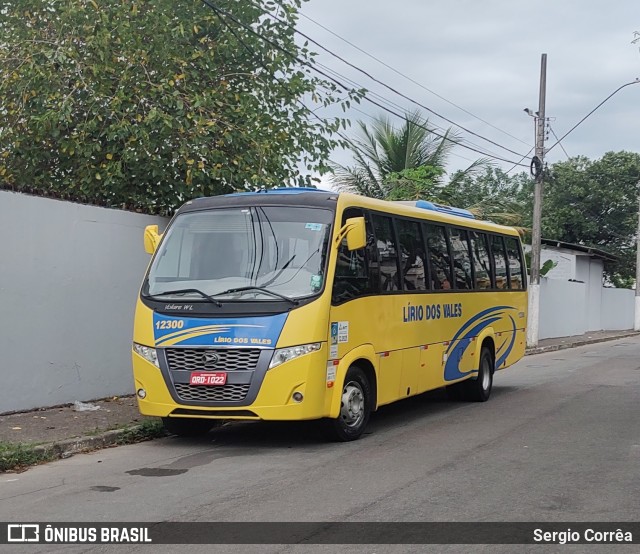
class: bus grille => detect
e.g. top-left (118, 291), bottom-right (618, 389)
top-left (174, 383), bottom-right (252, 402)
top-left (165, 348), bottom-right (261, 372)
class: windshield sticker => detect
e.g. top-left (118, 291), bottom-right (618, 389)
top-left (310, 274), bottom-right (323, 291)
top-left (153, 313), bottom-right (287, 347)
top-left (305, 223), bottom-right (323, 231)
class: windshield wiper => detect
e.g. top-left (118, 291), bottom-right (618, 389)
top-left (145, 288), bottom-right (222, 307)
top-left (213, 286), bottom-right (298, 306)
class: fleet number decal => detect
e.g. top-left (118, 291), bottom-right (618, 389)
top-left (155, 320), bottom-right (185, 330)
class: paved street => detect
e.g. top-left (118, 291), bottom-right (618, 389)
top-left (2, 337), bottom-right (640, 552)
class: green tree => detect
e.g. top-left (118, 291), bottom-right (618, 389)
top-left (0, 0), bottom-right (358, 214)
top-left (441, 167), bottom-right (533, 228)
top-left (331, 111), bottom-right (487, 200)
top-left (542, 152), bottom-right (640, 285)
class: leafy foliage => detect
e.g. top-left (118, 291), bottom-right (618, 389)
top-left (542, 152), bottom-right (640, 285)
top-left (0, 0), bottom-right (359, 214)
top-left (384, 166), bottom-right (445, 201)
top-left (441, 167), bottom-right (533, 229)
top-left (331, 110), bottom-right (488, 200)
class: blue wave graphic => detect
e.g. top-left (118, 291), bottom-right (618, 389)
top-left (496, 316), bottom-right (517, 368)
top-left (446, 305), bottom-right (513, 355)
top-left (444, 306), bottom-right (517, 381)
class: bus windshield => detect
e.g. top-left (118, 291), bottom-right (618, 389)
top-left (145, 206), bottom-right (333, 301)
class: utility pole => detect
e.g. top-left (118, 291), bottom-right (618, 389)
top-left (526, 53), bottom-right (547, 348)
top-left (635, 180), bottom-right (640, 331)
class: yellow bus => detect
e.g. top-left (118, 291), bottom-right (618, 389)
top-left (132, 188), bottom-right (527, 441)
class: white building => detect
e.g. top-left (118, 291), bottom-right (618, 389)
top-left (532, 239), bottom-right (634, 339)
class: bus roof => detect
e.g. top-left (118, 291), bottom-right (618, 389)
top-left (336, 192), bottom-right (521, 236)
top-left (177, 188), bottom-right (521, 237)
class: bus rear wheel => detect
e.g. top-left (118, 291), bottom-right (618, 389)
top-left (324, 366), bottom-right (371, 442)
top-left (462, 346), bottom-right (494, 402)
top-left (445, 346), bottom-right (494, 402)
top-left (162, 417), bottom-right (214, 437)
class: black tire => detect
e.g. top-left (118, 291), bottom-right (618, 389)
top-left (323, 366), bottom-right (372, 441)
top-left (162, 417), bottom-right (214, 437)
top-left (461, 346), bottom-right (494, 402)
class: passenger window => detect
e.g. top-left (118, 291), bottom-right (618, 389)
top-left (372, 215), bottom-right (400, 291)
top-left (395, 219), bottom-right (427, 291)
top-left (424, 224), bottom-right (452, 290)
top-left (449, 228), bottom-right (473, 290)
top-left (505, 237), bottom-right (525, 290)
top-left (490, 235), bottom-right (509, 290)
top-left (332, 209), bottom-right (377, 303)
top-left (470, 232), bottom-right (493, 290)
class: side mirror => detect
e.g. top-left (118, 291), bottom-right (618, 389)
top-left (143, 225), bottom-right (162, 254)
top-left (344, 217), bottom-right (366, 251)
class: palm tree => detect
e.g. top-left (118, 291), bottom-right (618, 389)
top-left (331, 110), bottom-right (487, 200)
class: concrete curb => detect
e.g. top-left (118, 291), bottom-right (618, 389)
top-left (525, 331), bottom-right (640, 356)
top-left (32, 425), bottom-right (147, 460)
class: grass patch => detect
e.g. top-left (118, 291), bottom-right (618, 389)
top-left (0, 442), bottom-right (55, 473)
top-left (114, 418), bottom-right (167, 445)
top-left (0, 419), bottom-right (167, 472)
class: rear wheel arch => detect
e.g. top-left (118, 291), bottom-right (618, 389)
top-left (480, 337), bottom-right (496, 373)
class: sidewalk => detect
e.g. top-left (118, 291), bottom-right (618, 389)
top-left (2, 329), bottom-right (639, 470)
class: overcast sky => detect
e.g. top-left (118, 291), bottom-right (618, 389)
top-left (296, 0), bottom-right (639, 186)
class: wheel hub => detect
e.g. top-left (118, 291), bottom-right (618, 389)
top-left (340, 382), bottom-right (364, 427)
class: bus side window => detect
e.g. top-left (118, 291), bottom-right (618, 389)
top-left (332, 209), bottom-right (377, 303)
top-left (448, 228), bottom-right (473, 290)
top-left (505, 237), bottom-right (525, 289)
top-left (372, 214), bottom-right (400, 291)
top-left (470, 232), bottom-right (493, 290)
top-left (424, 223), bottom-right (453, 290)
top-left (395, 218), bottom-right (427, 291)
top-left (490, 235), bottom-right (509, 289)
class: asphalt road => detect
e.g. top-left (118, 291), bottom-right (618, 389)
top-left (2, 337), bottom-right (640, 553)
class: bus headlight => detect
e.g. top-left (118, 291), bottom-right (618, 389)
top-left (133, 343), bottom-right (159, 368)
top-left (269, 343), bottom-right (321, 369)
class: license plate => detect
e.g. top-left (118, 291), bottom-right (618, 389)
top-left (189, 372), bottom-right (227, 386)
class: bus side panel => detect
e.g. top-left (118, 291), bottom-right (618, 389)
top-left (377, 351), bottom-right (403, 407)
top-left (400, 348), bottom-right (420, 398)
top-left (418, 342), bottom-right (446, 394)
top-left (440, 291), bottom-right (527, 382)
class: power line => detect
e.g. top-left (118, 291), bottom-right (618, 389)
top-left (348, 105), bottom-right (482, 166)
top-left (315, 61), bottom-right (507, 160)
top-left (201, 1), bottom-right (376, 176)
top-left (505, 147), bottom-right (534, 175)
top-left (546, 79), bottom-right (640, 155)
top-left (296, 9), bottom-right (531, 149)
top-left (549, 125), bottom-right (570, 160)
top-left (249, 0), bottom-right (529, 159)
top-left (201, 1), bottom-right (529, 168)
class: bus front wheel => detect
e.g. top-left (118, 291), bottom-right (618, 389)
top-left (324, 366), bottom-right (371, 441)
top-left (162, 417), bottom-right (214, 437)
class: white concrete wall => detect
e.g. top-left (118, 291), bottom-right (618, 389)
top-left (0, 191), bottom-right (167, 413)
top-left (539, 278), bottom-right (588, 340)
top-left (586, 259), bottom-right (603, 332)
top-left (540, 248), bottom-right (575, 280)
top-left (575, 256), bottom-right (591, 283)
top-left (601, 288), bottom-right (635, 330)
top-left (539, 276), bottom-right (634, 340)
